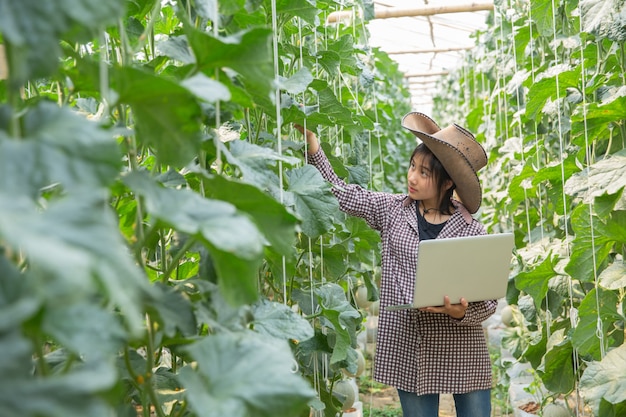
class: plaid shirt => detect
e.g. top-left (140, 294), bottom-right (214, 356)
top-left (308, 148), bottom-right (497, 395)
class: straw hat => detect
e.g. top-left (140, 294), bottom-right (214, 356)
top-left (401, 112), bottom-right (487, 214)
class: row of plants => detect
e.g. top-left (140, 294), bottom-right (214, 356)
top-left (0, 0), bottom-right (418, 416)
top-left (433, 0), bottom-right (626, 415)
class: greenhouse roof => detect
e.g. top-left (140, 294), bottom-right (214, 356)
top-left (366, 0), bottom-right (491, 116)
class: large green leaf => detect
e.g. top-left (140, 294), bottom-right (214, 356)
top-left (41, 302), bottom-right (126, 361)
top-left (564, 149), bottom-right (626, 201)
top-left (565, 204), bottom-right (621, 282)
top-left (541, 339), bottom-right (575, 394)
top-left (0, 102), bottom-right (121, 199)
top-left (0, 192), bottom-right (151, 334)
top-left (598, 260), bottom-right (626, 290)
top-left (124, 171), bottom-right (264, 306)
top-left (571, 288), bottom-right (620, 359)
top-left (251, 299), bottom-right (314, 342)
top-left (314, 283), bottom-right (361, 367)
top-left (113, 67), bottom-right (203, 167)
top-left (273, 0), bottom-right (319, 25)
top-left (525, 68), bottom-right (580, 120)
top-left (580, 344), bottom-right (626, 415)
top-left (179, 332), bottom-right (316, 417)
top-left (222, 140), bottom-right (299, 195)
top-left (146, 283), bottom-right (197, 338)
top-left (580, 0), bottom-right (626, 41)
top-left (530, 0), bottom-right (554, 37)
top-left (186, 27), bottom-right (274, 100)
top-left (202, 174), bottom-right (298, 256)
top-left (0, 330), bottom-right (116, 417)
top-left (285, 165), bottom-right (340, 238)
top-left (514, 254), bottom-right (557, 310)
top-left (0, 0), bottom-right (125, 89)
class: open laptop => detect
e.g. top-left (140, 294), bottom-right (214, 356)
top-left (386, 233), bottom-right (515, 311)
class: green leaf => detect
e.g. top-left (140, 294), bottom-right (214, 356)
top-left (514, 255), bottom-right (556, 310)
top-left (580, 0), bottom-right (626, 42)
top-left (147, 283), bottom-right (197, 338)
top-left (310, 80), bottom-right (357, 128)
top-left (0, 331), bottom-right (116, 417)
top-left (251, 299), bottom-right (314, 342)
top-left (186, 27), bottom-right (274, 100)
top-left (156, 36), bottom-right (196, 64)
top-left (179, 332), bottom-right (316, 417)
top-left (0, 102), bottom-right (121, 199)
top-left (327, 35), bottom-right (359, 75)
top-left (181, 73), bottom-right (231, 103)
top-left (315, 283), bottom-right (361, 366)
top-left (571, 288), bottom-right (620, 359)
top-left (525, 68), bottom-right (580, 120)
top-left (580, 344), bottom-right (626, 415)
top-left (530, 0), bottom-right (554, 37)
top-left (598, 260), bottom-right (626, 290)
top-left (223, 140), bottom-right (299, 195)
top-left (275, 0), bottom-right (319, 25)
top-left (113, 67), bottom-right (203, 167)
top-left (285, 165), bottom-right (340, 238)
top-left (41, 302), bottom-right (126, 361)
top-left (278, 67), bottom-right (314, 95)
top-left (566, 204), bottom-right (617, 282)
top-left (0, 0), bottom-right (125, 89)
top-left (202, 174), bottom-right (298, 256)
top-left (564, 149), bottom-right (626, 201)
top-left (0, 192), bottom-right (151, 334)
top-left (542, 340), bottom-right (575, 394)
top-left (124, 171), bottom-right (264, 306)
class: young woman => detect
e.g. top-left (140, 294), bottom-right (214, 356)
top-left (296, 112), bottom-right (496, 417)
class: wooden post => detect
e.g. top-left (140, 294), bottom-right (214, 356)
top-left (327, 1), bottom-right (494, 23)
top-left (0, 45), bottom-right (7, 81)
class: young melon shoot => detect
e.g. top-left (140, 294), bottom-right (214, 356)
top-left (354, 285), bottom-right (372, 309)
top-left (332, 379), bottom-right (356, 411)
top-left (342, 349), bottom-right (366, 377)
top-left (501, 304), bottom-right (516, 327)
top-left (542, 403), bottom-right (569, 417)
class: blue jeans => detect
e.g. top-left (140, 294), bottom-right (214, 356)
top-left (397, 389), bottom-right (491, 417)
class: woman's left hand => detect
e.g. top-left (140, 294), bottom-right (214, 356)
top-left (419, 296), bottom-right (468, 319)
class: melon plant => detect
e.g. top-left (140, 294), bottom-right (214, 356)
top-left (542, 403), bottom-right (570, 417)
top-left (0, 0), bottom-right (405, 416)
top-left (435, 0), bottom-right (626, 413)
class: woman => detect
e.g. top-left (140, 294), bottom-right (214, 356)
top-left (296, 112), bottom-right (496, 417)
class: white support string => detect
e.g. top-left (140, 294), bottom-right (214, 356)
top-left (269, 0), bottom-right (288, 305)
top-left (527, 2), bottom-right (546, 242)
top-left (578, 2), bottom-right (605, 362)
top-left (549, 0), bottom-right (583, 414)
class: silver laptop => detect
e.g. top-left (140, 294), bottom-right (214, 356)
top-left (386, 233), bottom-right (515, 310)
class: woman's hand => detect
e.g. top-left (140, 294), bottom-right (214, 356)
top-left (419, 296), bottom-right (468, 320)
top-left (294, 124), bottom-right (319, 154)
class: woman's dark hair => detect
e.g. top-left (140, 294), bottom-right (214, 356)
top-left (410, 143), bottom-right (455, 214)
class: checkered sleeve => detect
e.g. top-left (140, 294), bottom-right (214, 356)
top-left (306, 147), bottom-right (392, 232)
top-left (454, 299), bottom-right (498, 326)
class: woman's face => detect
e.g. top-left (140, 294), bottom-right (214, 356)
top-left (407, 154), bottom-right (440, 203)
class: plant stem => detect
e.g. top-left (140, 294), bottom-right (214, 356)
top-left (162, 238), bottom-right (195, 283)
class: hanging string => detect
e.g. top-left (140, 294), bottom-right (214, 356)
top-left (578, 0), bottom-right (604, 360)
top-left (550, 0), bottom-right (583, 414)
top-left (269, 0), bottom-right (288, 306)
top-left (527, 1), bottom-right (546, 242)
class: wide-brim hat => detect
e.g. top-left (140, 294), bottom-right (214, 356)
top-left (401, 112), bottom-right (487, 214)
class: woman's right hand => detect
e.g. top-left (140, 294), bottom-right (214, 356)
top-left (294, 124), bottom-right (320, 154)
